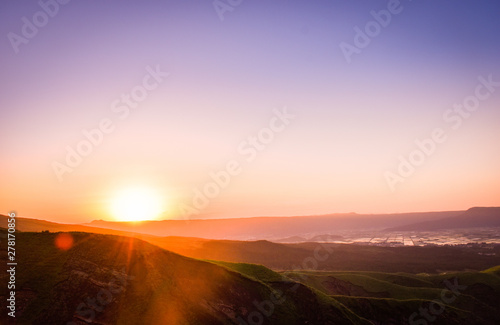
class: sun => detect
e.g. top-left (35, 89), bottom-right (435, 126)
top-left (110, 187), bottom-right (164, 222)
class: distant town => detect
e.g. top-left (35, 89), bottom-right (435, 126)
top-left (277, 227), bottom-right (500, 252)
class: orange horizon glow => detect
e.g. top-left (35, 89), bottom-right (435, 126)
top-left (1, 1), bottom-right (500, 226)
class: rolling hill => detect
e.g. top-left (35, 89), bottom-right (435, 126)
top-left (2, 214), bottom-right (500, 274)
top-left (0, 229), bottom-right (369, 325)
top-left (1, 229), bottom-right (499, 324)
top-left (147, 237), bottom-right (500, 273)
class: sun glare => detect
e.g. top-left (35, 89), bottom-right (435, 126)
top-left (110, 187), bottom-right (164, 222)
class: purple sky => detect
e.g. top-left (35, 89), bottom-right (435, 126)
top-left (1, 0), bottom-right (499, 223)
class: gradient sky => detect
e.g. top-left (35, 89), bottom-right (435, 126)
top-left (1, 0), bottom-right (500, 223)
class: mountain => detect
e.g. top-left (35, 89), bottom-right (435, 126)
top-left (273, 235), bottom-right (309, 243)
top-left (86, 211), bottom-right (462, 239)
top-left (387, 207), bottom-right (500, 231)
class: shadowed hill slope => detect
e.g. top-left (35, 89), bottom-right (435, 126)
top-left (283, 269), bottom-right (500, 325)
top-left (1, 228), bottom-right (499, 324)
top-left (2, 215), bottom-right (499, 274)
top-left (0, 229), bottom-right (370, 325)
top-left (147, 237), bottom-right (500, 273)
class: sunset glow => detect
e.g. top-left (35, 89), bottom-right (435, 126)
top-left (0, 1), bottom-right (499, 224)
top-left (110, 187), bottom-right (164, 222)
top-left (1, 2), bottom-right (500, 324)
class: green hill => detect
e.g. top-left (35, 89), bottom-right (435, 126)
top-left (1, 226), bottom-right (499, 324)
top-left (281, 269), bottom-right (500, 324)
top-left (0, 229), bottom-right (371, 325)
top-left (202, 261), bottom-right (500, 324)
top-left (4, 214), bottom-right (500, 274)
top-left (149, 237), bottom-right (500, 273)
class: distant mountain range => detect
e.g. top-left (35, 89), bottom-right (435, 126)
top-left (2, 212), bottom-right (500, 274)
top-left (5, 207), bottom-right (497, 240)
top-left (387, 207), bottom-right (500, 231)
top-left (85, 210), bottom-right (466, 239)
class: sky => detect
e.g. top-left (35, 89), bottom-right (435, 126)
top-left (1, 0), bottom-right (499, 223)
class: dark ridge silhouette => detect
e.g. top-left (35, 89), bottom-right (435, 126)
top-left (387, 207), bottom-right (500, 231)
top-left (84, 210), bottom-right (463, 239)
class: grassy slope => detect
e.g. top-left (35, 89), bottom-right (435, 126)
top-left (0, 229), bottom-right (371, 325)
top-left (281, 269), bottom-right (500, 324)
top-left (3, 214), bottom-right (500, 274)
top-left (2, 220), bottom-right (500, 324)
top-left (483, 265), bottom-right (500, 276)
top-left (208, 260), bottom-right (371, 325)
top-left (151, 237), bottom-right (500, 273)
top-left (208, 260), bottom-right (500, 324)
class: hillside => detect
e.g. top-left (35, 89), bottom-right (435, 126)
top-left (147, 237), bottom-right (500, 273)
top-left (2, 215), bottom-right (499, 274)
top-left (1, 229), bottom-right (499, 324)
top-left (387, 207), bottom-right (500, 231)
top-left (0, 229), bottom-right (369, 325)
top-left (285, 269), bottom-right (500, 324)
top-left (0, 214), bottom-right (153, 239)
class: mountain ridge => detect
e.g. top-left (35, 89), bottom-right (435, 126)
top-left (386, 207), bottom-right (500, 231)
top-left (84, 210), bottom-right (469, 239)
